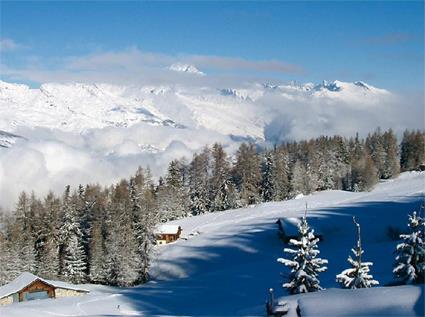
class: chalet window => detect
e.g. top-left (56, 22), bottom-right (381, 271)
top-left (23, 291), bottom-right (49, 301)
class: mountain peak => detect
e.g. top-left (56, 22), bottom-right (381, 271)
top-left (169, 63), bottom-right (205, 75)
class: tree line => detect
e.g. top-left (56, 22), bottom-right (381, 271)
top-left (0, 128), bottom-right (423, 287)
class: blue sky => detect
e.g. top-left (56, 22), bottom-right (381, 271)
top-left (0, 1), bottom-right (424, 91)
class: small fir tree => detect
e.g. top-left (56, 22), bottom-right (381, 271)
top-left (393, 211), bottom-right (425, 284)
top-left (336, 217), bottom-right (379, 289)
top-left (277, 209), bottom-right (328, 294)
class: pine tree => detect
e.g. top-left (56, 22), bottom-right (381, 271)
top-left (261, 151), bottom-right (275, 202)
top-left (336, 217), bottom-right (379, 288)
top-left (272, 147), bottom-right (290, 201)
top-left (60, 187), bottom-right (87, 283)
top-left (130, 168), bottom-right (158, 283)
top-left (233, 143), bottom-right (261, 206)
top-left (277, 213), bottom-right (328, 294)
top-left (366, 128), bottom-right (386, 179)
top-left (10, 192), bottom-right (37, 275)
top-left (189, 148), bottom-right (211, 215)
top-left (351, 148), bottom-right (378, 192)
top-left (158, 159), bottom-right (189, 220)
top-left (210, 143), bottom-right (239, 211)
top-left (393, 211), bottom-right (425, 284)
top-left (291, 160), bottom-right (307, 195)
top-left (382, 129), bottom-right (400, 179)
top-left (400, 130), bottom-right (425, 171)
top-left (88, 219), bottom-right (107, 284)
top-left (104, 180), bottom-right (141, 286)
top-left (36, 192), bottom-right (61, 279)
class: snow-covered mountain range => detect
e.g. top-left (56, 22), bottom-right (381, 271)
top-left (0, 79), bottom-right (390, 146)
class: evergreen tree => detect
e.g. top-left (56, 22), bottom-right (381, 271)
top-left (291, 160), bottom-right (307, 195)
top-left (210, 143), bottom-right (238, 211)
top-left (37, 192), bottom-right (61, 279)
top-left (233, 143), bottom-right (261, 206)
top-left (88, 219), bottom-right (107, 284)
top-left (393, 211), bottom-right (425, 284)
top-left (351, 148), bottom-right (378, 192)
top-left (189, 148), bottom-right (211, 215)
top-left (60, 187), bottom-right (87, 283)
top-left (336, 217), bottom-right (379, 288)
top-left (382, 129), bottom-right (400, 179)
top-left (400, 130), bottom-right (425, 171)
top-left (272, 147), bottom-right (290, 201)
top-left (11, 192), bottom-right (37, 275)
top-left (261, 151), bottom-right (275, 202)
top-left (277, 213), bottom-right (328, 294)
top-left (158, 159), bottom-right (189, 220)
top-left (366, 128), bottom-right (386, 179)
top-left (104, 180), bottom-right (141, 286)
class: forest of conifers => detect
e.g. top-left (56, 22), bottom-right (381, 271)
top-left (0, 128), bottom-right (423, 287)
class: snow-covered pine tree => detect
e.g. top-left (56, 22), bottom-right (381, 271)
top-left (393, 211), bottom-right (425, 284)
top-left (261, 151), bottom-right (275, 202)
top-left (290, 160), bottom-right (307, 196)
top-left (60, 187), bottom-right (87, 283)
top-left (88, 219), bottom-right (107, 284)
top-left (277, 212), bottom-right (328, 294)
top-left (271, 147), bottom-right (290, 201)
top-left (158, 159), bottom-right (189, 220)
top-left (129, 168), bottom-right (159, 283)
top-left (37, 192), bottom-right (61, 279)
top-left (382, 129), bottom-right (400, 179)
top-left (104, 180), bottom-right (140, 287)
top-left (336, 217), bottom-right (379, 288)
top-left (233, 143), bottom-right (261, 206)
top-left (9, 192), bottom-right (37, 275)
top-left (210, 143), bottom-right (239, 211)
top-left (189, 148), bottom-right (211, 215)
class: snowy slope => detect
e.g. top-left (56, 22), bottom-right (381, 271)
top-left (0, 130), bottom-right (25, 148)
top-left (0, 79), bottom-right (391, 142)
top-left (1, 172), bottom-right (424, 317)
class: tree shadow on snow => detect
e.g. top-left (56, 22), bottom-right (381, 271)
top-left (116, 194), bottom-right (424, 316)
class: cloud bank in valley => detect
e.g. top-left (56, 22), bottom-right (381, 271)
top-left (0, 47), bottom-right (423, 210)
top-left (0, 124), bottom-right (238, 210)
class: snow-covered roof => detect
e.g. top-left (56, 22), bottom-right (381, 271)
top-left (0, 272), bottom-right (89, 299)
top-left (156, 224), bottom-right (181, 235)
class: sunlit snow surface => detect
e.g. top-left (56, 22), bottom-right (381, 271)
top-left (1, 172), bottom-right (424, 317)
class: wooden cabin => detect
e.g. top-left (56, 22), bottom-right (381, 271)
top-left (155, 225), bottom-right (182, 245)
top-left (0, 272), bottom-right (89, 306)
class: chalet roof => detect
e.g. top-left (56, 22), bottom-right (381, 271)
top-left (0, 272), bottom-right (89, 299)
top-left (156, 224), bottom-right (181, 235)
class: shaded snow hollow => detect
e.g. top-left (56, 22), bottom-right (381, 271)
top-left (0, 171), bottom-right (424, 317)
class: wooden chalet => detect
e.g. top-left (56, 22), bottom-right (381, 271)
top-left (155, 224), bottom-right (182, 245)
top-left (0, 272), bottom-right (89, 306)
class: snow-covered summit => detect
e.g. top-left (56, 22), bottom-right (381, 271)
top-left (0, 79), bottom-right (391, 143)
top-left (169, 63), bottom-right (205, 75)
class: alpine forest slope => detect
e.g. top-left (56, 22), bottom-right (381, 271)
top-left (0, 171), bottom-right (424, 317)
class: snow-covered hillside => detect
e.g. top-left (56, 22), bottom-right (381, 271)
top-left (1, 172), bottom-right (424, 317)
top-left (0, 79), bottom-right (390, 144)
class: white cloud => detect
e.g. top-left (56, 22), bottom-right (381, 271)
top-left (1, 47), bottom-right (302, 86)
top-left (0, 38), bottom-right (22, 52)
top-left (0, 123), bottom-right (238, 210)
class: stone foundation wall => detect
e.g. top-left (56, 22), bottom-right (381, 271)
top-left (0, 295), bottom-right (13, 306)
top-left (55, 288), bottom-right (87, 298)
